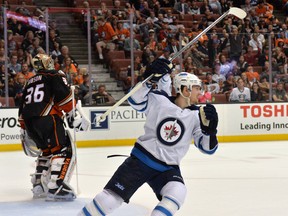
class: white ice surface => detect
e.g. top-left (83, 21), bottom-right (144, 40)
top-left (0, 141), bottom-right (288, 216)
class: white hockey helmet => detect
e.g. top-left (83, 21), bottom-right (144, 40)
top-left (173, 72), bottom-right (202, 94)
top-left (31, 54), bottom-right (55, 71)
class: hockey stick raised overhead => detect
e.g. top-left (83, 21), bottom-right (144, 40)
top-left (170, 7), bottom-right (247, 61)
top-left (97, 7), bottom-right (246, 123)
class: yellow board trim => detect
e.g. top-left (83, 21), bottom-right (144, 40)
top-left (1, 134), bottom-right (288, 152)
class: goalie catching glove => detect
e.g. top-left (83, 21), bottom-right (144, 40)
top-left (199, 104), bottom-right (218, 136)
top-left (66, 100), bottom-right (90, 131)
top-left (143, 58), bottom-right (173, 83)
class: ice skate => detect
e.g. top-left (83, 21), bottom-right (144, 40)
top-left (32, 184), bottom-right (46, 199)
top-left (46, 184), bottom-right (76, 201)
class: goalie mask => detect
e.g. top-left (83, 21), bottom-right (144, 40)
top-left (173, 72), bottom-right (202, 94)
top-left (31, 54), bottom-right (55, 71)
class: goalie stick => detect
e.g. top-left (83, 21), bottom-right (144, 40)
top-left (97, 7), bottom-right (247, 123)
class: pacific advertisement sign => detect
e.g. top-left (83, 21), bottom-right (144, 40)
top-left (0, 103), bottom-right (287, 149)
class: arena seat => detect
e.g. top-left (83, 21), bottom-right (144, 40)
top-left (109, 59), bottom-right (131, 81)
top-left (212, 94), bottom-right (228, 104)
top-left (0, 97), bottom-right (16, 107)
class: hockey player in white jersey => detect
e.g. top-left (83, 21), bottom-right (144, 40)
top-left (78, 58), bottom-right (219, 216)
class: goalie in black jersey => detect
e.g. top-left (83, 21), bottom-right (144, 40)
top-left (18, 53), bottom-right (90, 201)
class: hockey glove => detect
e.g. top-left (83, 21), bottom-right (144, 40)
top-left (143, 58), bottom-right (173, 83)
top-left (66, 101), bottom-right (90, 132)
top-left (199, 104), bottom-right (218, 136)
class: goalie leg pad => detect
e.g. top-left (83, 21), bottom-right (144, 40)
top-left (151, 181), bottom-right (187, 216)
top-left (79, 189), bottom-right (123, 216)
top-left (31, 154), bottom-right (51, 198)
top-left (46, 146), bottom-right (76, 201)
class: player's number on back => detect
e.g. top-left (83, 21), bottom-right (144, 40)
top-left (25, 84), bottom-right (45, 104)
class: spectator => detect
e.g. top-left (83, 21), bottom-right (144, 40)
top-left (0, 47), bottom-right (8, 65)
top-left (245, 65), bottom-right (260, 83)
top-left (272, 82), bottom-right (288, 101)
top-left (229, 26), bottom-right (244, 62)
top-left (91, 84), bottom-right (116, 105)
top-left (217, 54), bottom-right (235, 77)
top-left (19, 63), bottom-right (34, 81)
top-left (51, 41), bottom-right (61, 57)
top-left (142, 47), bottom-right (157, 66)
top-left (260, 60), bottom-right (277, 82)
top-left (189, 1), bottom-right (201, 14)
top-left (259, 76), bottom-right (270, 95)
top-left (112, 0), bottom-right (125, 17)
top-left (198, 84), bottom-right (212, 103)
top-left (123, 37), bottom-right (141, 57)
top-left (8, 17), bottom-right (27, 36)
top-left (209, 0), bottom-right (222, 15)
top-left (165, 37), bottom-right (179, 55)
top-left (21, 30), bottom-right (34, 52)
top-left (204, 72), bottom-right (220, 94)
top-left (8, 55), bottom-right (22, 74)
top-left (28, 37), bottom-right (44, 58)
top-left (52, 55), bottom-right (61, 70)
top-left (57, 45), bottom-right (78, 67)
top-left (140, 1), bottom-right (151, 18)
top-left (240, 72), bottom-right (252, 89)
top-left (174, 0), bottom-right (190, 19)
top-left (97, 2), bottom-right (110, 18)
top-left (124, 56), bottom-right (145, 92)
top-left (222, 73), bottom-right (236, 94)
top-left (244, 45), bottom-right (260, 66)
top-left (183, 56), bottom-right (196, 73)
top-left (144, 29), bottom-right (158, 51)
top-left (249, 33), bottom-right (263, 52)
top-left (242, 17), bottom-right (253, 46)
top-left (49, 20), bottom-right (61, 38)
top-left (7, 30), bottom-right (17, 55)
top-left (207, 33), bottom-right (226, 68)
top-left (254, 0), bottom-right (273, 19)
top-left (273, 47), bottom-right (287, 74)
top-left (175, 26), bottom-right (189, 47)
top-left (163, 9), bottom-right (174, 24)
top-left (258, 46), bottom-right (269, 66)
top-left (212, 63), bottom-right (226, 83)
top-left (200, 0), bottom-right (213, 15)
top-left (46, 29), bottom-right (62, 53)
top-left (146, 11), bottom-right (158, 24)
top-left (198, 17), bottom-right (209, 31)
top-left (236, 55), bottom-right (249, 74)
top-left (254, 25), bottom-right (266, 46)
top-left (115, 22), bottom-right (130, 50)
top-left (79, 73), bottom-right (91, 104)
top-left (229, 77), bottom-right (251, 102)
top-left (62, 57), bottom-right (78, 85)
top-left (250, 81), bottom-right (265, 101)
top-left (96, 17), bottom-right (117, 60)
top-left (20, 48), bottom-right (32, 69)
top-left (13, 72), bottom-right (26, 106)
top-left (74, 67), bottom-right (86, 85)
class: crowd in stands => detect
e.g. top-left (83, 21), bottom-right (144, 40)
top-left (76, 0), bottom-right (287, 103)
top-left (0, 0), bottom-right (117, 106)
top-left (1, 0), bottom-right (288, 107)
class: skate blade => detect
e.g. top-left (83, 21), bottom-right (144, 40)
top-left (33, 193), bottom-right (47, 199)
top-left (45, 193), bottom-right (76, 202)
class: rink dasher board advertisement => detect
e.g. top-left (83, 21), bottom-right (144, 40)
top-left (0, 103), bottom-right (288, 151)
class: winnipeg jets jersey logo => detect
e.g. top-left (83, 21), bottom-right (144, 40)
top-left (157, 117), bottom-right (184, 146)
